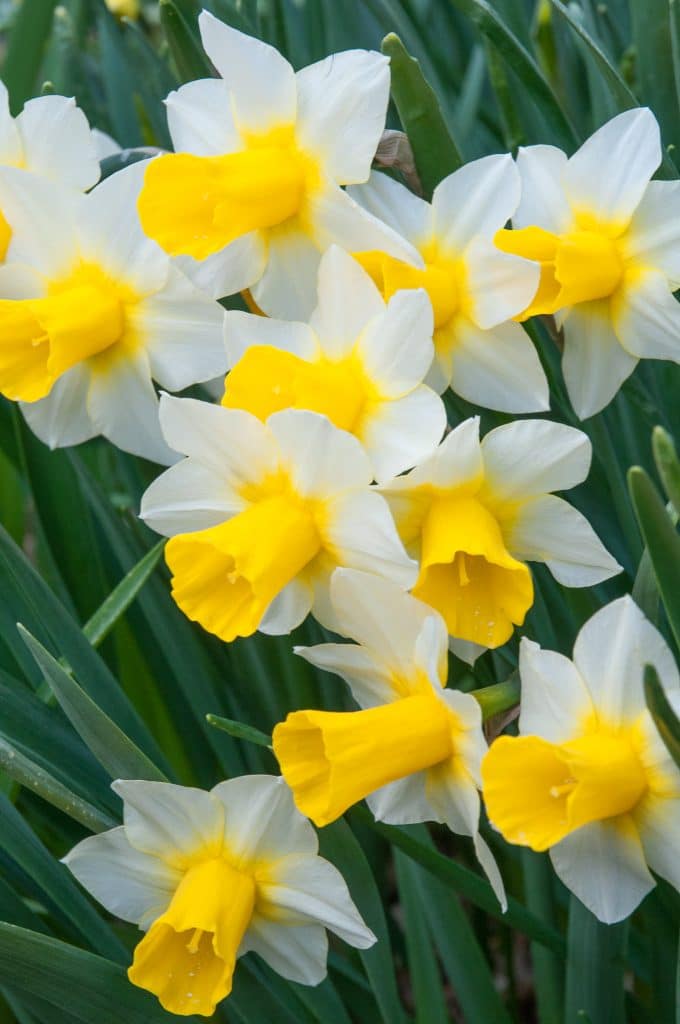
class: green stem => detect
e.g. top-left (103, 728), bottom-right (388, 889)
top-left (470, 672), bottom-right (519, 719)
top-left (521, 851), bottom-right (563, 1024)
top-left (564, 898), bottom-right (628, 1024)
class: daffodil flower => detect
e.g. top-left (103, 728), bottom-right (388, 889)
top-left (223, 245), bottom-right (445, 482)
top-left (0, 163), bottom-right (226, 463)
top-left (140, 396), bottom-right (416, 640)
top-left (496, 107), bottom-right (680, 418)
top-left (64, 775), bottom-right (374, 1017)
top-left (482, 597), bottom-right (680, 923)
top-left (347, 160), bottom-right (547, 411)
top-left (274, 568), bottom-right (506, 907)
top-left (380, 416), bottom-right (620, 649)
top-left (137, 11), bottom-right (411, 317)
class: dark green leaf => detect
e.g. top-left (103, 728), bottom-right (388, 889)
top-left (645, 663), bottom-right (680, 771)
top-left (83, 541), bottom-right (165, 650)
top-left (565, 899), bottom-right (627, 1024)
top-left (628, 466), bottom-right (680, 650)
top-left (1, 0), bottom-right (58, 113)
top-left (206, 714), bottom-right (272, 748)
top-left (160, 0), bottom-right (214, 82)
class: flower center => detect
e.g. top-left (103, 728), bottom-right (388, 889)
top-left (412, 493), bottom-right (534, 648)
top-left (128, 857), bottom-right (256, 1017)
top-left (0, 208), bottom-right (12, 262)
top-left (273, 693), bottom-right (458, 826)
top-left (138, 124), bottom-right (320, 260)
top-left (353, 247), bottom-right (462, 330)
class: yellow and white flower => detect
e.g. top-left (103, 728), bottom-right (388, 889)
top-left (347, 161), bottom-right (547, 410)
top-left (274, 568), bottom-right (506, 907)
top-left (64, 775), bottom-right (375, 1016)
top-left (223, 245), bottom-right (445, 482)
top-left (380, 416), bottom-right (620, 650)
top-left (137, 11), bottom-right (410, 317)
top-left (0, 163), bottom-right (226, 463)
top-left (141, 396), bottom-right (417, 640)
top-left (482, 597), bottom-right (680, 923)
top-left (496, 107), bottom-right (680, 418)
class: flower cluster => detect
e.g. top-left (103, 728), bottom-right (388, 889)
top-left (3, 9), bottom-right (679, 1018)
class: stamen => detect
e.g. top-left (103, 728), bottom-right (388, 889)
top-left (186, 928), bottom-right (203, 954)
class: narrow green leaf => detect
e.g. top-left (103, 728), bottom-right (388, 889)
top-left (83, 541), bottom-right (165, 650)
top-left (521, 850), bottom-right (563, 1024)
top-left (0, 736), bottom-right (115, 833)
top-left (18, 626), bottom-right (168, 784)
top-left (630, 0), bottom-right (680, 149)
top-left (632, 547), bottom-right (659, 625)
top-left (653, 425), bottom-right (680, 515)
top-left (471, 671), bottom-right (520, 719)
top-left (565, 899), bottom-right (627, 1024)
top-left (97, 8), bottom-right (143, 146)
top-left (394, 851), bottom-right (449, 1024)
top-left (206, 714), bottom-right (273, 748)
top-left (1, 0), bottom-right (58, 113)
top-left (160, 0), bottom-right (214, 83)
top-left (628, 466), bottom-right (680, 650)
top-left (645, 663), bottom-right (680, 771)
top-left (380, 32), bottom-right (462, 197)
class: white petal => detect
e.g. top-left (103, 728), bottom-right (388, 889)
top-left (348, 170), bottom-right (432, 246)
top-left (322, 490), bottom-right (417, 587)
top-left (268, 409), bottom-right (371, 496)
top-left (225, 310), bottom-right (318, 367)
top-left (261, 852), bottom-right (376, 948)
top-left (623, 180), bottom-right (680, 283)
top-left (259, 577), bottom-right (313, 635)
top-left (112, 780), bottom-right (224, 867)
top-left (309, 245), bottom-right (385, 359)
top-left (296, 641), bottom-right (397, 708)
top-left (310, 181), bottom-right (418, 262)
top-left (136, 266), bottom-right (228, 391)
top-left (63, 826), bottom-right (180, 928)
top-left (175, 231), bottom-right (267, 301)
top-left (211, 775), bottom-right (317, 861)
top-left (165, 78), bottom-right (238, 155)
top-left (360, 386), bottom-right (445, 483)
top-left (0, 262), bottom-right (44, 299)
top-left (433, 154), bottom-right (520, 251)
top-left (86, 351), bottom-right (176, 465)
top-left (449, 637), bottom-right (486, 666)
top-left (242, 918), bottom-right (328, 985)
top-left (464, 237), bottom-right (540, 328)
top-left (561, 301), bottom-right (638, 419)
top-left (140, 457), bottom-right (242, 537)
top-left (0, 81), bottom-right (22, 165)
top-left (513, 144), bottom-right (572, 232)
top-left (507, 494), bottom-right (621, 586)
top-left (90, 128), bottom-right (120, 161)
top-left (198, 12), bottom-right (296, 132)
top-left (16, 95), bottom-right (100, 190)
top-left (251, 228), bottom-right (320, 320)
top-left (156, 393), bottom-right (277, 481)
top-left (518, 637), bottom-right (592, 742)
top-left (481, 419), bottom-right (591, 499)
top-left (20, 365), bottom-right (95, 450)
top-left (573, 595), bottom-right (679, 724)
top-left (613, 269), bottom-right (680, 361)
top-left (448, 317), bottom-right (549, 413)
top-left (367, 771), bottom-right (430, 825)
top-left (564, 108), bottom-right (660, 226)
top-left (0, 166), bottom-right (79, 277)
top-left (358, 288), bottom-right (434, 396)
top-left (296, 51), bottom-right (389, 184)
top-left (388, 415), bottom-right (483, 492)
top-left (550, 818), bottom-right (654, 924)
top-left (636, 794), bottom-right (680, 893)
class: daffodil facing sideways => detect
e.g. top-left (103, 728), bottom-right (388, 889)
top-left (380, 416), bottom-right (620, 650)
top-left (495, 107), bottom-right (680, 418)
top-left (137, 11), bottom-right (412, 317)
top-left (64, 775), bottom-right (375, 1016)
top-left (273, 568), bottom-right (506, 907)
top-left (0, 163), bottom-right (227, 462)
top-left (223, 246), bottom-right (445, 482)
top-left (482, 597), bottom-right (680, 924)
top-left (347, 160), bottom-right (548, 411)
top-left (140, 396), bottom-right (417, 640)
top-left (0, 84), bottom-right (100, 264)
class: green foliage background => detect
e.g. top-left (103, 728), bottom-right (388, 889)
top-left (0, 0), bottom-right (680, 1021)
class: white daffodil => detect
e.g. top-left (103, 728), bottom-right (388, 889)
top-left (140, 396), bottom-right (416, 640)
top-left (136, 11), bottom-right (411, 318)
top-left (496, 107), bottom-right (680, 418)
top-left (0, 162), bottom-right (226, 463)
top-left (0, 84), bottom-right (100, 266)
top-left (380, 416), bottom-right (620, 650)
top-left (482, 596), bottom-right (680, 924)
top-left (64, 775), bottom-right (375, 1017)
top-left (347, 161), bottom-right (547, 411)
top-left (223, 245), bottom-right (445, 483)
top-left (274, 568), bottom-right (506, 908)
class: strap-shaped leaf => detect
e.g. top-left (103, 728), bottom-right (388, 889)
top-left (160, 0), bottom-right (214, 83)
top-left (645, 663), bottom-right (680, 771)
top-left (83, 541), bottom-right (165, 650)
top-left (628, 466), bottom-right (680, 651)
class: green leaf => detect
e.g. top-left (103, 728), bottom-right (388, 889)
top-left (160, 0), bottom-right (214, 83)
top-left (18, 626), bottom-right (168, 784)
top-left (394, 851), bottom-right (449, 1024)
top-left (83, 541), bottom-right (165, 650)
top-left (632, 547), bottom-right (659, 625)
top-left (521, 850), bottom-right (563, 1024)
top-left (628, 466), bottom-right (680, 650)
top-left (97, 8), bottom-right (143, 146)
top-left (630, 0), bottom-right (680, 150)
top-left (1, 0), bottom-right (58, 113)
top-left (565, 899), bottom-right (628, 1024)
top-left (0, 924), bottom-right (186, 1024)
top-left (380, 32), bottom-right (462, 197)
top-left (652, 425), bottom-right (680, 515)
top-left (644, 663), bottom-right (680, 771)
top-left (206, 714), bottom-right (273, 748)
top-left (99, 148), bottom-right (165, 181)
